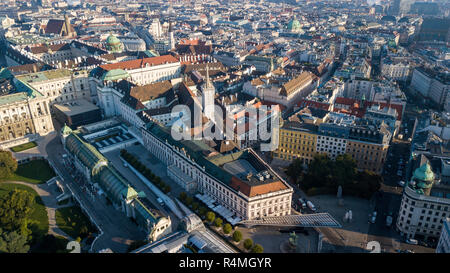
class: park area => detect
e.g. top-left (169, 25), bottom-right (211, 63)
top-left (55, 205), bottom-right (97, 240)
top-left (2, 159), bottom-right (56, 184)
top-left (9, 142), bottom-right (37, 153)
top-left (0, 183), bottom-right (49, 239)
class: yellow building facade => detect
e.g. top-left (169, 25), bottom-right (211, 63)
top-left (274, 122), bottom-right (318, 164)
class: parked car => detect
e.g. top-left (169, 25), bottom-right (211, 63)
top-left (398, 181), bottom-right (405, 187)
top-left (307, 201), bottom-right (317, 212)
top-left (397, 170), bottom-right (402, 176)
top-left (157, 197), bottom-right (164, 206)
top-left (123, 162), bottom-right (128, 168)
top-left (406, 238), bottom-right (418, 245)
top-left (386, 216), bottom-right (393, 227)
top-left (298, 198), bottom-right (307, 209)
top-left (386, 212), bottom-right (393, 227)
top-left (370, 211), bottom-right (377, 224)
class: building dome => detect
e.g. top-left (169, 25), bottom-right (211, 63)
top-left (105, 34), bottom-right (123, 53)
top-left (101, 69), bottom-right (129, 82)
top-left (287, 17), bottom-right (301, 32)
top-left (413, 163), bottom-right (435, 182)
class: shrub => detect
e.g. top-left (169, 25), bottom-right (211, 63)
top-left (198, 207), bottom-right (207, 217)
top-left (251, 244), bottom-right (264, 253)
top-left (306, 187), bottom-right (332, 196)
top-left (192, 202), bottom-right (199, 211)
top-left (214, 217), bottom-right (223, 228)
top-left (185, 196), bottom-right (193, 206)
top-left (179, 192), bottom-right (187, 201)
top-left (163, 185), bottom-right (171, 193)
top-left (206, 211), bottom-right (215, 223)
top-left (223, 223), bottom-right (232, 234)
top-left (232, 230), bottom-right (242, 242)
top-left (129, 158), bottom-right (137, 166)
top-left (143, 169), bottom-right (152, 177)
top-left (243, 238), bottom-right (253, 250)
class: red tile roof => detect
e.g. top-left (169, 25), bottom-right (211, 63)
top-left (230, 177), bottom-right (288, 197)
top-left (99, 55), bottom-right (179, 71)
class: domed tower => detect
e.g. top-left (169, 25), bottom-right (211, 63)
top-left (411, 162), bottom-right (435, 196)
top-left (105, 34), bottom-right (124, 53)
top-left (60, 123), bottom-right (72, 146)
top-left (287, 16), bottom-right (301, 33)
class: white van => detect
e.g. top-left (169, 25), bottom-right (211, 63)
top-left (307, 201), bottom-right (316, 212)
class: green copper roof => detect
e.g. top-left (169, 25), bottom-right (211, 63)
top-left (101, 69), bottom-right (129, 81)
top-left (106, 34), bottom-right (123, 53)
top-left (142, 50), bottom-right (160, 58)
top-left (413, 163), bottom-right (435, 182)
top-left (0, 92), bottom-right (29, 106)
top-left (65, 131), bottom-right (159, 226)
top-left (0, 67), bottom-right (13, 80)
top-left (125, 186), bottom-right (138, 200)
top-left (106, 34), bottom-right (121, 45)
top-left (61, 124), bottom-right (72, 135)
top-left (287, 18), bottom-right (301, 31)
top-left (65, 133), bottom-right (107, 171)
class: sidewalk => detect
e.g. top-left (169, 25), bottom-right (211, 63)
top-left (5, 181), bottom-right (73, 241)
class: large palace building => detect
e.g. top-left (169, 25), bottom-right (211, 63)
top-left (141, 121), bottom-right (293, 223)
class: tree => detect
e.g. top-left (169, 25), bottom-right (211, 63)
top-left (206, 211), bottom-right (215, 223)
top-left (243, 238), bottom-right (253, 249)
top-left (163, 185), bottom-right (171, 193)
top-left (179, 192), bottom-right (187, 202)
top-left (185, 196), bottom-right (193, 207)
top-left (198, 207), bottom-right (207, 217)
top-left (0, 189), bottom-right (34, 232)
top-left (0, 151), bottom-right (18, 179)
top-left (192, 202), bottom-right (199, 211)
top-left (232, 230), bottom-right (242, 242)
top-left (223, 223), bottom-right (232, 234)
top-left (285, 158), bottom-right (303, 183)
top-left (0, 231), bottom-right (30, 253)
top-left (80, 225), bottom-right (89, 238)
top-left (214, 217), bottom-right (223, 228)
top-left (251, 244), bottom-right (264, 253)
top-left (333, 154), bottom-right (357, 188)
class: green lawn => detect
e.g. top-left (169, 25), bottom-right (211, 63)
top-left (0, 183), bottom-right (49, 241)
top-left (10, 141), bottom-right (37, 153)
top-left (55, 206), bottom-right (96, 239)
top-left (3, 159), bottom-right (56, 184)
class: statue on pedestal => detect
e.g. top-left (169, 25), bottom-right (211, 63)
top-left (289, 232), bottom-right (298, 251)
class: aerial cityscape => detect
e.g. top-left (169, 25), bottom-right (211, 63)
top-left (0, 0), bottom-right (449, 257)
